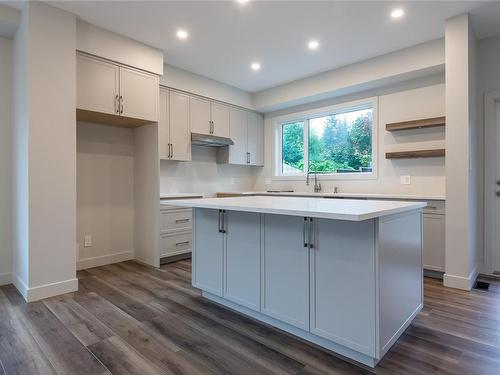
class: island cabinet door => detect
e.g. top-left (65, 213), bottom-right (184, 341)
top-left (192, 208), bottom-right (224, 296)
top-left (224, 211), bottom-right (261, 311)
top-left (310, 218), bottom-right (376, 357)
top-left (262, 214), bottom-right (310, 330)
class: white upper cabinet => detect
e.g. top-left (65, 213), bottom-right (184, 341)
top-left (119, 66), bottom-right (159, 122)
top-left (158, 88), bottom-right (169, 160)
top-left (228, 108), bottom-right (248, 165)
top-left (247, 112), bottom-right (264, 166)
top-left (77, 54), bottom-right (119, 115)
top-left (159, 88), bottom-right (191, 161)
top-left (76, 53), bottom-right (159, 124)
top-left (169, 91), bottom-right (191, 161)
top-left (211, 102), bottom-right (230, 138)
top-left (190, 96), bottom-right (211, 135)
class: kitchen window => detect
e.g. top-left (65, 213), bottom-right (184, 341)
top-left (275, 98), bottom-right (377, 179)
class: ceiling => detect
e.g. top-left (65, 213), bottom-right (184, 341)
top-left (47, 1), bottom-right (500, 92)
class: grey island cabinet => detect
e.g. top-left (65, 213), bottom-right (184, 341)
top-left (162, 196), bottom-right (426, 367)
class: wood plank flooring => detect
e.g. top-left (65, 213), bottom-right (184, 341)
top-left (1, 260), bottom-right (500, 375)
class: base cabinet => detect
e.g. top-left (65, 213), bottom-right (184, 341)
top-left (422, 213), bottom-right (445, 272)
top-left (262, 215), bottom-right (310, 330)
top-left (224, 211), bottom-right (261, 310)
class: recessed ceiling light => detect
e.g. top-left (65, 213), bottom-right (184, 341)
top-left (391, 8), bottom-right (404, 19)
top-left (308, 40), bottom-right (319, 50)
top-left (250, 62), bottom-right (261, 71)
top-left (176, 29), bottom-right (189, 40)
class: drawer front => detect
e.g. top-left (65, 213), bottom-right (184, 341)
top-left (160, 232), bottom-right (192, 258)
top-left (160, 208), bottom-right (192, 233)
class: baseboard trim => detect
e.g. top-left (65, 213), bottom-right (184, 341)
top-left (0, 272), bottom-right (11, 286)
top-left (444, 266), bottom-right (478, 291)
top-left (26, 278), bottom-right (78, 302)
top-left (76, 251), bottom-right (134, 270)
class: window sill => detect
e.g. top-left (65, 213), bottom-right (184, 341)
top-left (272, 172), bottom-right (378, 181)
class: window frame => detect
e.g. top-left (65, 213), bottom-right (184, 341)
top-left (273, 97), bottom-right (378, 181)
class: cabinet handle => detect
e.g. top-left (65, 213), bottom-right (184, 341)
top-left (221, 210), bottom-right (226, 233)
top-left (170, 143), bottom-right (174, 158)
top-left (303, 217), bottom-right (308, 247)
top-left (246, 152), bottom-right (250, 164)
top-left (175, 241), bottom-right (190, 247)
top-left (218, 209), bottom-right (222, 233)
top-left (308, 218), bottom-right (314, 249)
top-left (175, 218), bottom-right (190, 223)
top-left (119, 95), bottom-right (124, 114)
top-left (115, 95), bottom-right (120, 113)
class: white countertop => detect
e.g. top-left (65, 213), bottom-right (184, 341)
top-left (217, 191), bottom-right (445, 201)
top-left (160, 193), bottom-right (204, 199)
top-left (162, 196), bottom-right (426, 221)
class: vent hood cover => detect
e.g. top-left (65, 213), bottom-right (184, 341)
top-left (191, 133), bottom-right (234, 147)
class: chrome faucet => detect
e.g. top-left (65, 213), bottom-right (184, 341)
top-left (306, 171), bottom-right (322, 193)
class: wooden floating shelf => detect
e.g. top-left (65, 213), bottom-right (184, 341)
top-left (386, 116), bottom-right (445, 132)
top-left (386, 149), bottom-right (445, 159)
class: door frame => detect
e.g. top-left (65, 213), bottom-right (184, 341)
top-left (484, 91), bottom-right (500, 274)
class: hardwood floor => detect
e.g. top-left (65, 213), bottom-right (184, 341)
top-left (1, 260), bottom-right (500, 375)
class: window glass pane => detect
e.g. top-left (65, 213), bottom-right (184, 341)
top-left (281, 121), bottom-right (305, 174)
top-left (308, 108), bottom-right (372, 173)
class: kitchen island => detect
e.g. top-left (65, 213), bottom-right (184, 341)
top-left (162, 196), bottom-right (426, 367)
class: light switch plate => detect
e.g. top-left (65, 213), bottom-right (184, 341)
top-left (400, 175), bottom-right (411, 185)
top-left (84, 235), bottom-right (92, 247)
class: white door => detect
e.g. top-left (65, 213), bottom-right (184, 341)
top-left (158, 88), bottom-right (169, 160)
top-left (77, 54), bottom-right (119, 115)
top-left (247, 112), bottom-right (264, 166)
top-left (169, 91), bottom-right (191, 161)
top-left (496, 100), bottom-right (500, 272)
top-left (224, 211), bottom-right (261, 311)
top-left (190, 96), bottom-right (211, 135)
top-left (262, 214), bottom-right (309, 330)
top-left (193, 208), bottom-right (224, 296)
top-left (211, 102), bottom-right (230, 138)
top-left (119, 67), bottom-right (159, 122)
top-left (228, 108), bottom-right (248, 165)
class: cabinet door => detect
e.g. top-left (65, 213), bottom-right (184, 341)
top-left (262, 214), bottom-right (309, 330)
top-left (211, 102), bottom-right (230, 138)
top-left (158, 88), bottom-right (169, 160)
top-left (190, 96), bottom-right (211, 135)
top-left (119, 66), bottom-right (159, 122)
top-left (423, 213), bottom-right (445, 271)
top-left (228, 108), bottom-right (248, 165)
top-left (311, 218), bottom-right (376, 356)
top-left (77, 54), bottom-right (119, 115)
top-left (224, 211), bottom-right (261, 311)
top-left (247, 112), bottom-right (264, 166)
top-left (169, 91), bottom-right (191, 161)
top-left (192, 208), bottom-right (224, 296)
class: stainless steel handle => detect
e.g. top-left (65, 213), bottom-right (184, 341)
top-left (119, 95), bottom-right (124, 114)
top-left (221, 210), bottom-right (226, 233)
top-left (246, 152), bottom-right (250, 164)
top-left (175, 218), bottom-right (190, 223)
top-left (175, 241), bottom-right (190, 247)
top-left (303, 217), bottom-right (308, 247)
top-left (115, 95), bottom-right (120, 113)
top-left (218, 210), bottom-right (222, 232)
top-left (308, 218), bottom-right (314, 249)
top-left (170, 143), bottom-right (173, 158)
top-left (211, 121), bottom-right (215, 134)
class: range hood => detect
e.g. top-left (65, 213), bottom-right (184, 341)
top-left (191, 132), bottom-right (234, 147)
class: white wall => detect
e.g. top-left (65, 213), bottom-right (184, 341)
top-left (160, 147), bottom-right (260, 197)
top-left (12, 2), bottom-right (77, 301)
top-left (253, 81), bottom-right (446, 197)
top-left (0, 37), bottom-right (12, 285)
top-left (161, 64), bottom-right (254, 109)
top-left (76, 123), bottom-right (135, 270)
top-left (252, 39), bottom-right (445, 112)
top-left (444, 14), bottom-right (478, 290)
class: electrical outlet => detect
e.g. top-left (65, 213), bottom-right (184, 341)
top-left (84, 235), bottom-right (92, 247)
top-left (400, 175), bottom-right (411, 185)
